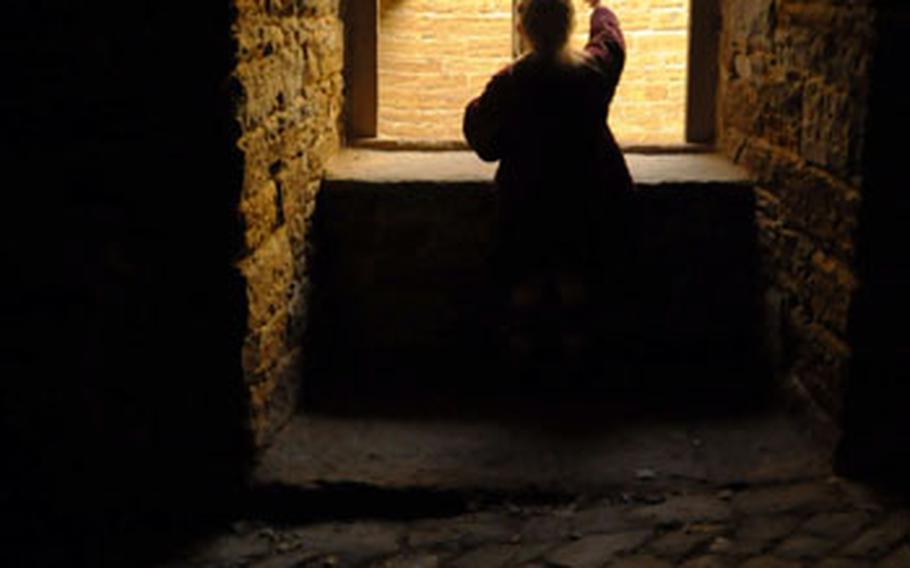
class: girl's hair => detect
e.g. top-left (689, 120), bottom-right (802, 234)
top-left (518, 0), bottom-right (575, 54)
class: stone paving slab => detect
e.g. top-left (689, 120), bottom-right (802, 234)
top-left (172, 474), bottom-right (907, 568)
top-left (180, 409), bottom-right (907, 568)
top-left (254, 411), bottom-right (828, 495)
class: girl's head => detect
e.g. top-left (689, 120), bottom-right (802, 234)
top-left (517, 0), bottom-right (575, 55)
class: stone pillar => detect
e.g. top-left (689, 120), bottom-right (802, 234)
top-left (234, 0), bottom-right (345, 446)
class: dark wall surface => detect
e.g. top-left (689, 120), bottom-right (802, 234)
top-left (307, 177), bottom-right (765, 410)
top-left (837, 1), bottom-right (910, 483)
top-left (2, 2), bottom-right (249, 565)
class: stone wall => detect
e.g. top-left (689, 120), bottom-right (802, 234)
top-left (378, 0), bottom-right (689, 143)
top-left (308, 155), bottom-right (763, 405)
top-left (2, 0), bottom-right (344, 555)
top-left (233, 0), bottom-right (345, 446)
top-left (717, 0), bottom-right (876, 423)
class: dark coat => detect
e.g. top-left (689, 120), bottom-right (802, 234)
top-left (464, 6), bottom-right (633, 279)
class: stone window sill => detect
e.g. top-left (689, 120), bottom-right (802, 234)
top-left (349, 138), bottom-right (714, 156)
top-left (324, 149), bottom-right (752, 189)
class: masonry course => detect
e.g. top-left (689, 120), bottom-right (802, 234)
top-left (717, 0), bottom-right (876, 427)
top-left (234, 0), bottom-right (345, 445)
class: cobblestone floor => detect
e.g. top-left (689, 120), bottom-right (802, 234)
top-left (170, 473), bottom-right (908, 568)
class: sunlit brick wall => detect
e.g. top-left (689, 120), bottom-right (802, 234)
top-left (378, 0), bottom-right (514, 140)
top-left (378, 0), bottom-right (689, 144)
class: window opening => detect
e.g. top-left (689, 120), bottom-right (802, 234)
top-left (348, 0), bottom-right (717, 146)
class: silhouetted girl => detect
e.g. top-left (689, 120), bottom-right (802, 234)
top-left (464, 0), bottom-right (633, 380)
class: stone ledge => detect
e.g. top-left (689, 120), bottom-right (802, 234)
top-left (324, 149), bottom-right (752, 188)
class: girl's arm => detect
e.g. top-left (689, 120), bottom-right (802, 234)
top-left (463, 67), bottom-right (513, 162)
top-left (584, 4), bottom-right (626, 81)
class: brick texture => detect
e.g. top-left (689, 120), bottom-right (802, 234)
top-left (233, 0), bottom-right (344, 445)
top-left (378, 0), bottom-right (688, 143)
top-left (717, 0), bottom-right (876, 421)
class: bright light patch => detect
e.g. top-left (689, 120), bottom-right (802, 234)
top-left (379, 0), bottom-right (690, 144)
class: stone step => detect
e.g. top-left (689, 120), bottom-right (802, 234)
top-left (306, 150), bottom-right (760, 400)
top-left (254, 407), bottom-right (828, 495)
